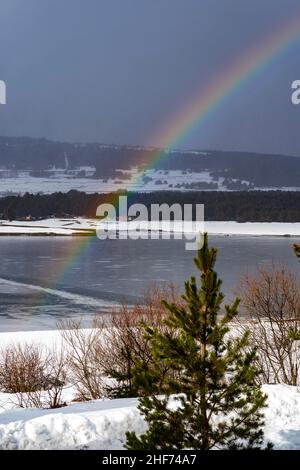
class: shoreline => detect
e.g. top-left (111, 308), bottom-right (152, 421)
top-left (1, 218), bottom-right (300, 237)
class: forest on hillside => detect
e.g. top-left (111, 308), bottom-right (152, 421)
top-left (1, 136), bottom-right (300, 187)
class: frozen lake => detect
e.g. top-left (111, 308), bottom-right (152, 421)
top-left (0, 235), bottom-right (299, 331)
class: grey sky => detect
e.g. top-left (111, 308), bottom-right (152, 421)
top-left (0, 0), bottom-right (300, 155)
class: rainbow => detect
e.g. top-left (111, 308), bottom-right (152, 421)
top-left (138, 12), bottom-right (300, 174)
top-left (31, 11), bottom-right (300, 311)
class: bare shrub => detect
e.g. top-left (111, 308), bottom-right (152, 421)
top-left (45, 346), bottom-right (69, 409)
top-left (237, 265), bottom-right (300, 385)
top-left (0, 343), bottom-right (69, 408)
top-left (60, 321), bottom-right (106, 401)
top-left (60, 283), bottom-right (182, 400)
top-left (0, 343), bottom-right (46, 408)
top-left (98, 283), bottom-right (183, 397)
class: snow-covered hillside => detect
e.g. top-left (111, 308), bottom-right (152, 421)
top-left (2, 138), bottom-right (300, 193)
top-left (0, 167), bottom-right (300, 197)
top-left (0, 168), bottom-right (232, 195)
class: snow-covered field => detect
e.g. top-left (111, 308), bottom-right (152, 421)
top-left (1, 168), bottom-right (300, 196)
top-left (0, 329), bottom-right (299, 450)
top-left (0, 169), bottom-right (226, 195)
top-left (1, 218), bottom-right (300, 237)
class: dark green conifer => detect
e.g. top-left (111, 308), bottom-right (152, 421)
top-left (126, 233), bottom-right (269, 450)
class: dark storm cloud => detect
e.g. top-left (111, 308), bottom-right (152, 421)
top-left (0, 0), bottom-right (300, 155)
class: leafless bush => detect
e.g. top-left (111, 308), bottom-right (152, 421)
top-left (45, 346), bottom-right (69, 409)
top-left (60, 322), bottom-right (106, 401)
top-left (0, 343), bottom-right (69, 408)
top-left (237, 265), bottom-right (300, 385)
top-left (100, 284), bottom-right (184, 397)
top-left (60, 283), bottom-right (182, 399)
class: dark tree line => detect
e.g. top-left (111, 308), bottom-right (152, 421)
top-left (1, 190), bottom-right (300, 222)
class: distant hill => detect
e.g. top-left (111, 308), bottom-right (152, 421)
top-left (0, 136), bottom-right (300, 190)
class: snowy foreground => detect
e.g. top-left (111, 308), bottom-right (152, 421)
top-left (1, 218), bottom-right (300, 237)
top-left (0, 330), bottom-right (299, 450)
top-left (0, 385), bottom-right (298, 450)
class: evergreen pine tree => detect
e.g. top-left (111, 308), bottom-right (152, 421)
top-left (125, 233), bottom-right (269, 450)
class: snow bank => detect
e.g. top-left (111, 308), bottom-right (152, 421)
top-left (0, 397), bottom-right (145, 450)
top-left (0, 385), bottom-right (299, 449)
top-left (0, 331), bottom-right (300, 449)
top-left (263, 384), bottom-right (300, 450)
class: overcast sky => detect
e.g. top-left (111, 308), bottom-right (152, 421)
top-left (1, 0), bottom-right (300, 155)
